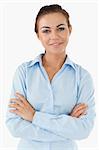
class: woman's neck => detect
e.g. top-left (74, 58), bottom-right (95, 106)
top-left (42, 52), bottom-right (67, 69)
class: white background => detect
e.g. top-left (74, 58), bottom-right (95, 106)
top-left (0, 0), bottom-right (99, 150)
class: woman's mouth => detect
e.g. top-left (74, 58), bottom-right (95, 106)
top-left (49, 42), bottom-right (63, 47)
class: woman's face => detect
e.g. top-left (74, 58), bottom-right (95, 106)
top-left (37, 12), bottom-right (72, 55)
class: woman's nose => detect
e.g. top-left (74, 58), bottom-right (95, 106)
top-left (50, 30), bottom-right (59, 39)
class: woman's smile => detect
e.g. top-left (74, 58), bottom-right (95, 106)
top-left (49, 42), bottom-right (64, 48)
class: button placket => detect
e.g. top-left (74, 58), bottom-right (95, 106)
top-left (47, 83), bottom-right (54, 113)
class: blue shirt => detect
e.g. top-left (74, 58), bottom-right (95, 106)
top-left (6, 53), bottom-right (95, 150)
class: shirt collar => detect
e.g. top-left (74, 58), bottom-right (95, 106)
top-left (64, 55), bottom-right (76, 70)
top-left (27, 53), bottom-right (76, 70)
top-left (27, 54), bottom-right (41, 67)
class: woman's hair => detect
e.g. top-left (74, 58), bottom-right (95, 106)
top-left (34, 4), bottom-right (71, 33)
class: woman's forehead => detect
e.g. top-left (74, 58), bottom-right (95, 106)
top-left (38, 13), bottom-right (67, 28)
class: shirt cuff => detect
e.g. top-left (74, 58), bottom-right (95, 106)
top-left (32, 111), bottom-right (47, 127)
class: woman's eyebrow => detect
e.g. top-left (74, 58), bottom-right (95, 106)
top-left (41, 26), bottom-right (50, 29)
top-left (57, 24), bottom-right (66, 27)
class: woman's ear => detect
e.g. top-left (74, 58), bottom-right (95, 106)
top-left (36, 33), bottom-right (39, 39)
top-left (69, 25), bottom-right (72, 35)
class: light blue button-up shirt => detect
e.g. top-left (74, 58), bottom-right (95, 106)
top-left (6, 53), bottom-right (95, 150)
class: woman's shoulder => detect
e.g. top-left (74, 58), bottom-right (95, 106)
top-left (17, 54), bottom-right (41, 70)
top-left (66, 56), bottom-right (90, 77)
top-left (72, 60), bottom-right (93, 81)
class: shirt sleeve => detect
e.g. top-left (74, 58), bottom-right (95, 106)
top-left (32, 69), bottom-right (96, 140)
top-left (6, 64), bottom-right (65, 142)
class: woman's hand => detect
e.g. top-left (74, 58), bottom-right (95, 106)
top-left (9, 93), bottom-right (35, 122)
top-left (70, 103), bottom-right (88, 118)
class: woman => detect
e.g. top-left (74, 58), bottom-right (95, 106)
top-left (6, 4), bottom-right (95, 150)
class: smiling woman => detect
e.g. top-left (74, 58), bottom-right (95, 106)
top-left (6, 4), bottom-right (95, 150)
top-left (37, 13), bottom-right (71, 56)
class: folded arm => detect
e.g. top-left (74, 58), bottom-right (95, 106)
top-left (6, 64), bottom-right (95, 141)
top-left (32, 72), bottom-right (95, 140)
top-left (6, 65), bottom-right (65, 142)
top-left (32, 71), bottom-right (95, 140)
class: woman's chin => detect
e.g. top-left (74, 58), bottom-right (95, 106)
top-left (48, 48), bottom-right (65, 54)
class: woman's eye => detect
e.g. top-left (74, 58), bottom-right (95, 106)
top-left (42, 30), bottom-right (50, 33)
top-left (58, 27), bottom-right (65, 31)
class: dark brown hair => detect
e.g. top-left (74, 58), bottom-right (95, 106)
top-left (34, 4), bottom-right (71, 33)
